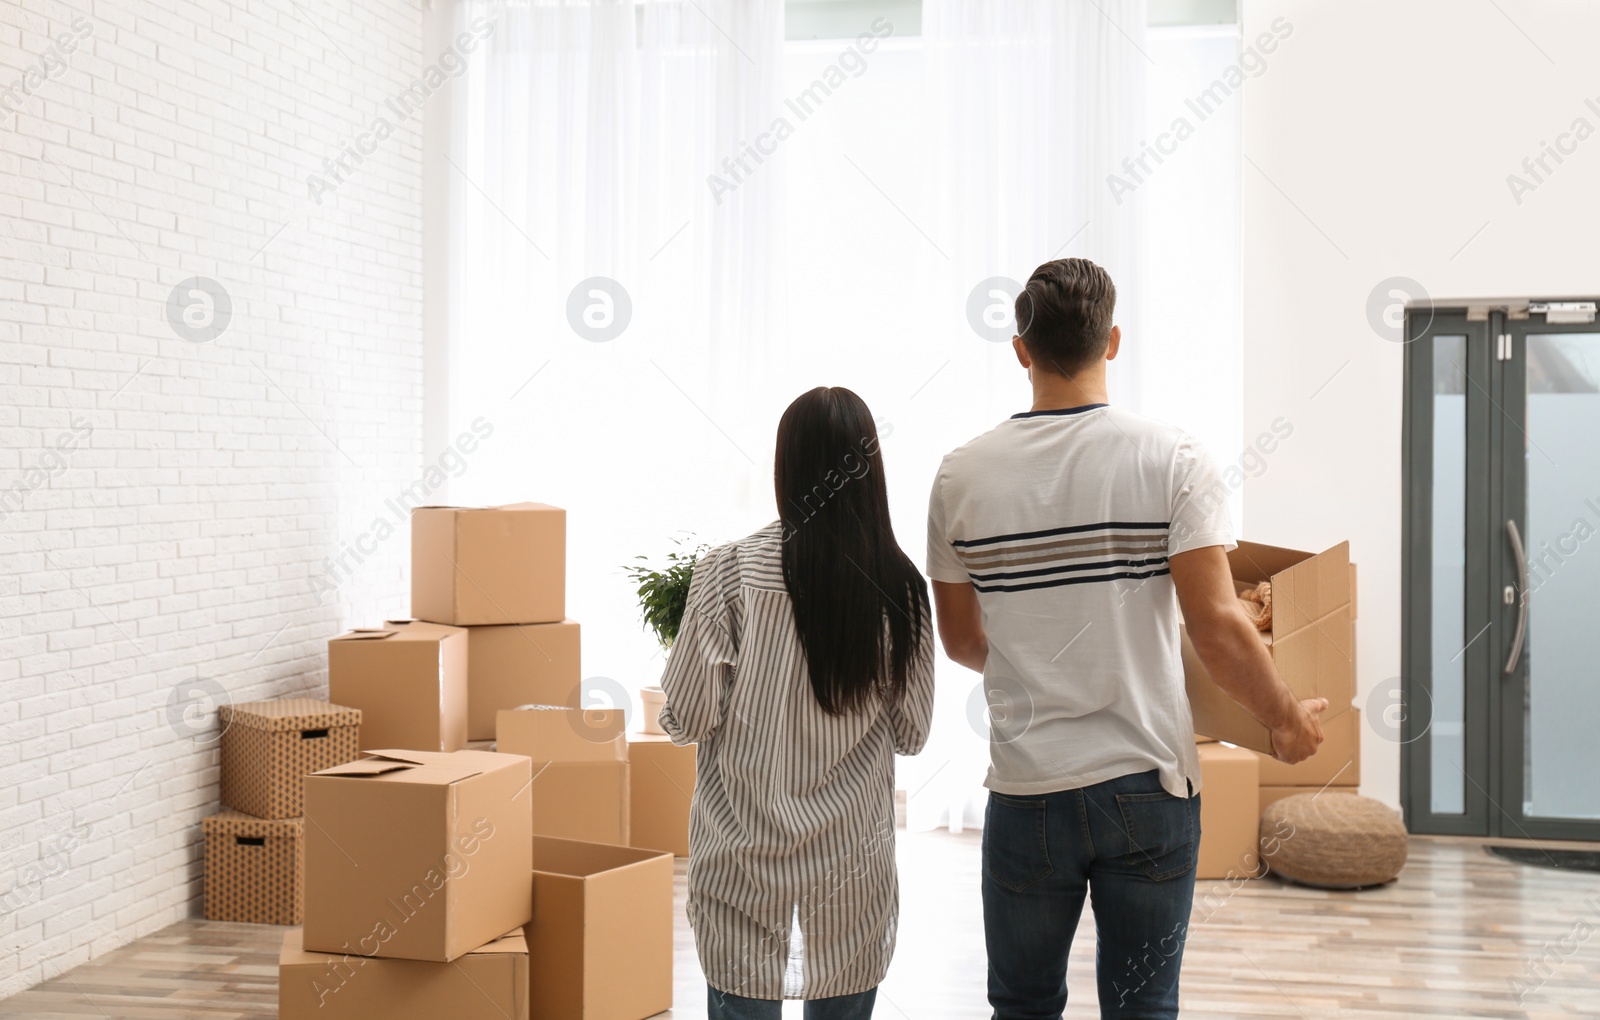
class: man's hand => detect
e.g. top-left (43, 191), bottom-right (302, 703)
top-left (1269, 697), bottom-right (1328, 764)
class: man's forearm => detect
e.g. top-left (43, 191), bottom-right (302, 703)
top-left (1189, 611), bottom-right (1300, 731)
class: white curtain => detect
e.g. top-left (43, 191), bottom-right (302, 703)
top-left (902, 0), bottom-right (1151, 832)
top-left (442, 2), bottom-right (1239, 832)
top-left (445, 0), bottom-right (786, 713)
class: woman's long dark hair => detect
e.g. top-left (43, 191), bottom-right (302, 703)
top-left (774, 387), bottom-right (929, 716)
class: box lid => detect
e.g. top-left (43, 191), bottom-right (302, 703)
top-left (310, 749), bottom-right (527, 786)
top-left (413, 502), bottom-right (562, 515)
top-left (203, 809), bottom-right (304, 839)
top-left (219, 698), bottom-right (360, 732)
top-left (329, 621), bottom-right (465, 644)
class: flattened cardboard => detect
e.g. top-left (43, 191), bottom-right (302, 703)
top-left (628, 734), bottom-right (695, 857)
top-left (412, 503), bottom-right (566, 626)
top-left (498, 707), bottom-right (630, 849)
top-left (203, 810), bottom-right (303, 925)
top-left (1259, 784), bottom-right (1358, 815)
top-left (1254, 707), bottom-right (1361, 787)
top-left (218, 699), bottom-right (361, 819)
top-left (279, 927), bottom-right (528, 1019)
top-left (466, 620), bottom-right (581, 741)
top-left (301, 749), bottom-right (533, 963)
top-left (328, 622), bottom-right (467, 753)
top-left (527, 836), bottom-right (674, 1020)
top-left (1196, 744), bottom-right (1260, 880)
top-left (1183, 540), bottom-right (1354, 754)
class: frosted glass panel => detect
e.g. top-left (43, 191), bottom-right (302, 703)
top-left (1525, 333), bottom-right (1600, 820)
top-left (1430, 336), bottom-right (1467, 815)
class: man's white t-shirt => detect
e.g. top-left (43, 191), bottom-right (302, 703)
top-left (926, 403), bottom-right (1236, 800)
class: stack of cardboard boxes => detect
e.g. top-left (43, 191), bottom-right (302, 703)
top-left (1184, 541), bottom-right (1360, 879)
top-left (329, 504), bottom-right (581, 753)
top-left (269, 502), bottom-right (683, 1018)
top-left (279, 747), bottom-right (676, 1020)
top-left (202, 699), bottom-right (362, 924)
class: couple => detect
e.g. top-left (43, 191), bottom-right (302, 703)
top-left (658, 258), bottom-right (1327, 1020)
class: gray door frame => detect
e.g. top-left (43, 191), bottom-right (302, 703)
top-left (1403, 305), bottom-right (1600, 841)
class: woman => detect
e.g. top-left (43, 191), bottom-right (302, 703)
top-left (659, 386), bottom-right (936, 1020)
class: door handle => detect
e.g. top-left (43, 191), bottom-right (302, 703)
top-left (1504, 519), bottom-right (1529, 675)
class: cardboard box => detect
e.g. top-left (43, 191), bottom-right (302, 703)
top-left (628, 734), bottom-right (696, 857)
top-left (528, 837), bottom-right (674, 1020)
top-left (1254, 707), bottom-right (1361, 788)
top-left (412, 503), bottom-right (566, 626)
top-left (203, 810), bottom-right (303, 925)
top-left (1182, 540), bottom-right (1354, 754)
top-left (302, 749), bottom-right (533, 962)
top-left (328, 622), bottom-right (467, 753)
top-left (218, 699), bottom-right (361, 819)
top-left (1259, 784), bottom-right (1358, 815)
top-left (498, 707), bottom-right (630, 849)
top-left (466, 620), bottom-right (581, 741)
top-left (279, 927), bottom-right (527, 1019)
top-left (1196, 743), bottom-right (1261, 880)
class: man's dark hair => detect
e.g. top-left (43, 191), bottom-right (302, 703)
top-left (1014, 258), bottom-right (1117, 377)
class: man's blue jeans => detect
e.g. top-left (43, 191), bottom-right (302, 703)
top-left (983, 769), bottom-right (1201, 1019)
top-left (707, 986), bottom-right (877, 1019)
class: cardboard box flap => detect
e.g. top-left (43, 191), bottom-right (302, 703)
top-left (473, 931), bottom-right (529, 955)
top-left (333, 629), bottom-right (395, 641)
top-left (1269, 541), bottom-right (1350, 638)
top-left (1227, 540), bottom-right (1315, 585)
top-left (498, 707), bottom-right (627, 763)
top-left (314, 758), bottom-right (416, 777)
top-left (219, 698), bottom-right (361, 732)
top-left (532, 835), bottom-right (669, 878)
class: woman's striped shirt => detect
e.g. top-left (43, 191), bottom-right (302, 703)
top-left (658, 522), bottom-right (935, 1000)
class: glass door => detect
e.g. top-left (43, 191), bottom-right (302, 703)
top-left (1498, 321), bottom-right (1600, 840)
top-left (1404, 304), bottom-right (1600, 841)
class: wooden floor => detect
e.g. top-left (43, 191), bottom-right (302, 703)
top-left (2, 832), bottom-right (1596, 1018)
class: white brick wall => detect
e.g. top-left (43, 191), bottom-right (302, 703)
top-left (0, 0), bottom-right (424, 995)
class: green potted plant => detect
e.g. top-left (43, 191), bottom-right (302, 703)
top-left (625, 538), bottom-right (707, 734)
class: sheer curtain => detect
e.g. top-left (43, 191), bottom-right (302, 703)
top-left (902, 0), bottom-right (1152, 831)
top-left (441, 2), bottom-right (1239, 832)
top-left (444, 0), bottom-right (786, 710)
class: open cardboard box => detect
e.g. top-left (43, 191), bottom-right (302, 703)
top-left (1182, 540), bottom-right (1354, 755)
top-left (528, 836), bottom-right (674, 1020)
top-left (301, 749), bottom-right (532, 963)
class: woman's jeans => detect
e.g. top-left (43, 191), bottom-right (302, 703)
top-left (707, 986), bottom-right (878, 1019)
top-left (983, 769), bottom-right (1201, 1019)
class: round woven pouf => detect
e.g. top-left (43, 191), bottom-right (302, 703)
top-left (1260, 793), bottom-right (1408, 889)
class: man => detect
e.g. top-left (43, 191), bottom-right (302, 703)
top-left (927, 258), bottom-right (1326, 1019)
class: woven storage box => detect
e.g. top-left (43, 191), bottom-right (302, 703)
top-left (202, 810), bottom-right (304, 925)
top-left (218, 699), bottom-right (360, 819)
top-left (1260, 793), bottom-right (1408, 889)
